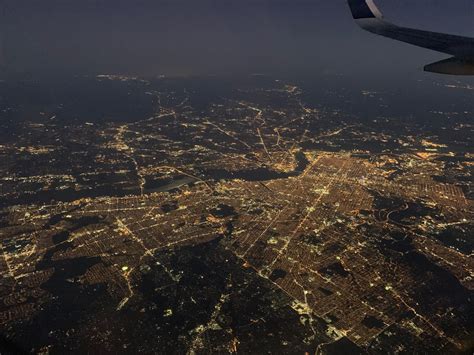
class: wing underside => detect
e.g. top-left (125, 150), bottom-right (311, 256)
top-left (348, 0), bottom-right (474, 59)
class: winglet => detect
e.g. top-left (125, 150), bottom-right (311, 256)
top-left (348, 0), bottom-right (383, 20)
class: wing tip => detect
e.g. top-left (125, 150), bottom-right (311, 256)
top-left (348, 0), bottom-right (383, 20)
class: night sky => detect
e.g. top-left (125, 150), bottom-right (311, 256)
top-left (1, 0), bottom-right (474, 79)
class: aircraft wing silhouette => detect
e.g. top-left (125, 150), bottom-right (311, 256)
top-left (348, 0), bottom-right (474, 75)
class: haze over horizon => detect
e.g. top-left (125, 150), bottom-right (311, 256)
top-left (1, 0), bottom-right (474, 80)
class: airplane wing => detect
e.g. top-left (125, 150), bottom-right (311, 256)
top-left (348, 0), bottom-right (474, 60)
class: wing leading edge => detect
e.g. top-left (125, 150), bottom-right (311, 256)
top-left (348, 0), bottom-right (474, 75)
